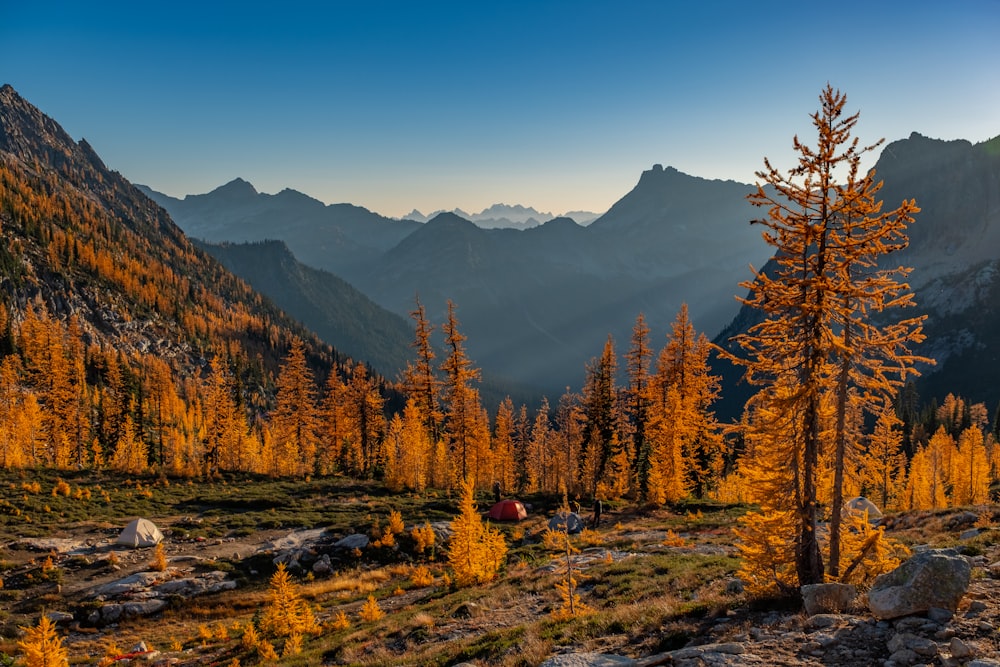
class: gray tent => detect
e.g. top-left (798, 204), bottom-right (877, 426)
top-left (116, 518), bottom-right (164, 547)
top-left (548, 512), bottom-right (585, 534)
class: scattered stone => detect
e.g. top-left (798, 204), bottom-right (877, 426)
top-left (724, 577), bottom-right (744, 595)
top-left (804, 613), bottom-right (849, 630)
top-left (927, 606), bottom-right (954, 623)
top-left (802, 582), bottom-right (857, 615)
top-left (947, 511), bottom-right (979, 529)
top-left (951, 637), bottom-right (974, 659)
top-left (312, 554), bottom-right (332, 575)
top-left (451, 602), bottom-right (481, 619)
top-left (334, 534), bottom-right (370, 550)
top-left (539, 654), bottom-right (636, 667)
top-left (965, 600), bottom-right (988, 617)
top-left (868, 549), bottom-right (971, 619)
top-left (887, 647), bottom-right (918, 666)
top-left (45, 611), bottom-right (75, 624)
top-left (961, 528), bottom-right (982, 540)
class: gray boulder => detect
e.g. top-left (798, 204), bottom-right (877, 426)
top-left (548, 512), bottom-right (585, 534)
top-left (539, 654), bottom-right (636, 667)
top-left (868, 549), bottom-right (971, 620)
top-left (334, 533), bottom-right (370, 550)
top-left (801, 582), bottom-right (857, 615)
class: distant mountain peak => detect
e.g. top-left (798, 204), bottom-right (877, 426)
top-left (207, 178), bottom-right (258, 198)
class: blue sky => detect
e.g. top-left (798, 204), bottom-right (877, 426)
top-left (2, 1), bottom-right (998, 218)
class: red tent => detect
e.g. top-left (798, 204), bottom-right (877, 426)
top-left (487, 499), bottom-right (528, 522)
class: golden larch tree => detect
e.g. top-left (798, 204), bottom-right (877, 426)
top-left (727, 86), bottom-right (926, 585)
top-left (17, 615), bottom-right (69, 667)
top-left (858, 407), bottom-right (908, 510)
top-left (952, 425), bottom-right (991, 506)
top-left (447, 478), bottom-right (507, 586)
top-left (440, 301), bottom-right (484, 487)
top-left (270, 339), bottom-right (319, 476)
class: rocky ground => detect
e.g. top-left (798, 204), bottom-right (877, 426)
top-left (5, 503), bottom-right (1000, 666)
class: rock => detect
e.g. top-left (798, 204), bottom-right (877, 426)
top-left (538, 654), bottom-right (636, 667)
top-left (451, 602), bottom-right (481, 619)
top-left (312, 554), bottom-right (332, 574)
top-left (950, 637), bottom-right (974, 659)
top-left (927, 606), bottom-right (954, 622)
top-left (802, 582), bottom-right (857, 615)
top-left (965, 600), bottom-right (987, 617)
top-left (947, 511), bottom-right (979, 529)
top-left (961, 528), bottom-right (981, 540)
top-left (887, 647), bottom-right (918, 665)
top-left (45, 611), bottom-right (75, 624)
top-left (671, 643), bottom-right (745, 660)
top-left (88, 571), bottom-right (165, 598)
top-left (868, 549), bottom-right (971, 619)
top-left (334, 534), bottom-right (370, 550)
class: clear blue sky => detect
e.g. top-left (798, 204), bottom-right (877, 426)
top-left (3, 1), bottom-right (998, 218)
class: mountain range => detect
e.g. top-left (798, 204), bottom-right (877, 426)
top-left (148, 129), bottom-right (1000, 418)
top-left (402, 203), bottom-right (602, 228)
top-left (5, 80), bottom-right (999, 422)
top-left (143, 166), bottom-right (772, 396)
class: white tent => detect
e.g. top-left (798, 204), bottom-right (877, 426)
top-left (843, 496), bottom-right (883, 520)
top-left (116, 518), bottom-right (164, 547)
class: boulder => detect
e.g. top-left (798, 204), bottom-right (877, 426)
top-left (334, 534), bottom-right (370, 550)
top-left (801, 582), bottom-right (857, 615)
top-left (868, 549), bottom-right (971, 620)
top-left (539, 654), bottom-right (636, 667)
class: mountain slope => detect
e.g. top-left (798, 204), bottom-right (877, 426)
top-left (196, 239), bottom-right (416, 379)
top-left (0, 83), bottom-right (375, 416)
top-left (712, 131), bottom-right (1000, 422)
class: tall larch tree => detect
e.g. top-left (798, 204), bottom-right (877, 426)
top-left (270, 339), bottom-right (320, 476)
top-left (526, 398), bottom-right (552, 493)
top-left (343, 362), bottom-right (386, 477)
top-left (554, 390), bottom-right (585, 495)
top-left (904, 427), bottom-right (952, 510)
top-left (440, 301), bottom-right (483, 486)
top-left (316, 370), bottom-right (348, 475)
top-left (727, 86), bottom-right (926, 585)
top-left (402, 297), bottom-right (443, 445)
top-left (624, 313), bottom-right (653, 493)
top-left (857, 407), bottom-right (908, 510)
top-left (953, 425), bottom-right (990, 506)
top-left (579, 336), bottom-right (620, 496)
top-left (491, 397), bottom-right (519, 496)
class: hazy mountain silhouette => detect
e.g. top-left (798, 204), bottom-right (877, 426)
top-left (138, 182), bottom-right (420, 277)
top-left (152, 164), bottom-right (770, 395)
top-left (403, 203), bottom-right (601, 228)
